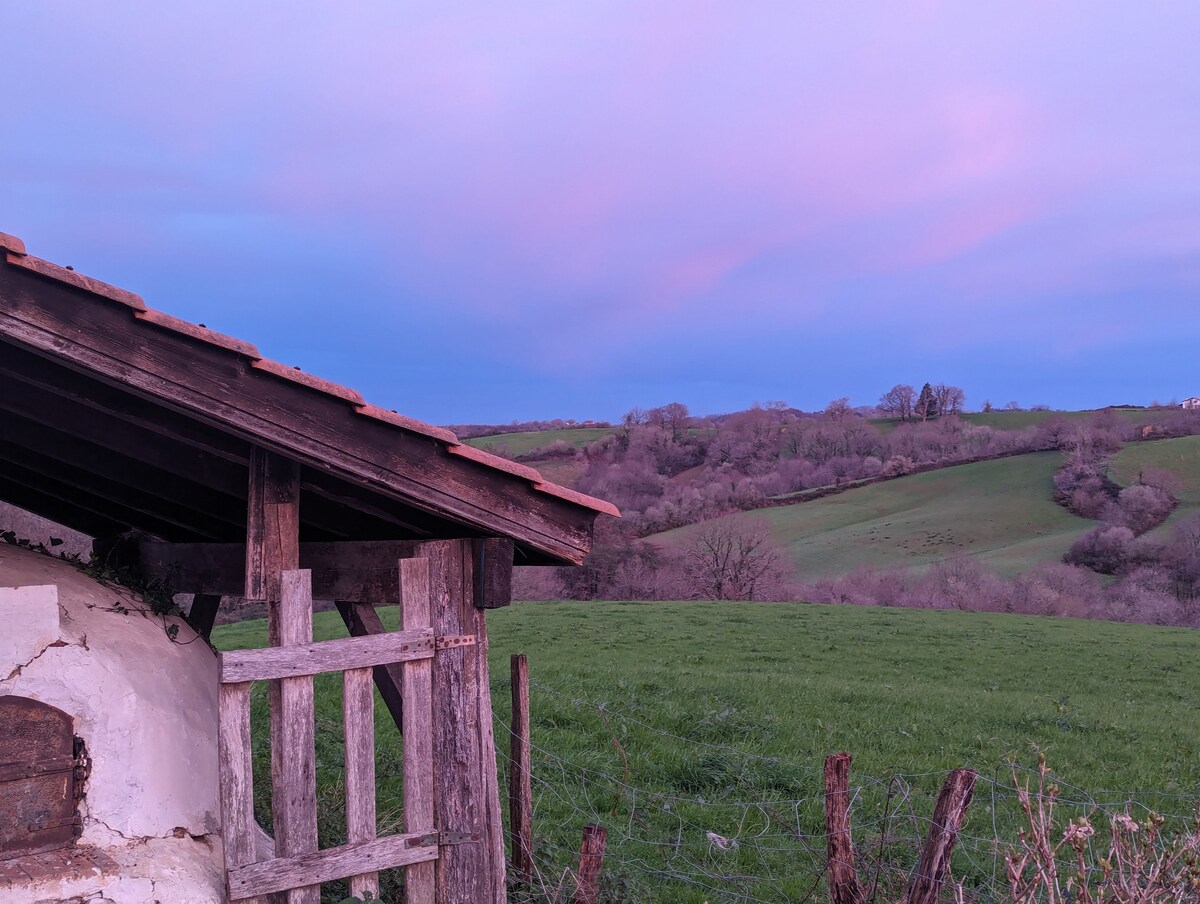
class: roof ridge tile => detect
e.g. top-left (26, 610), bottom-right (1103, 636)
top-left (446, 443), bottom-right (544, 482)
top-left (354, 402), bottom-right (459, 444)
top-left (0, 231), bottom-right (26, 255)
top-left (251, 357), bottom-right (365, 404)
top-left (7, 253), bottom-right (146, 310)
top-left (134, 309), bottom-right (260, 358)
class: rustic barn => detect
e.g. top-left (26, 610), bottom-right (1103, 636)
top-left (0, 230), bottom-right (618, 903)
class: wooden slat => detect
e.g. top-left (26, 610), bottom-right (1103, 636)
top-left (218, 682), bottom-right (266, 904)
top-left (274, 569), bottom-right (319, 904)
top-left (219, 629), bottom-right (435, 683)
top-left (343, 666), bottom-right (378, 898)
top-left (227, 832), bottom-right (439, 901)
top-left (421, 539), bottom-right (506, 904)
top-left (337, 601), bottom-right (406, 732)
top-left (400, 557), bottom-right (436, 904)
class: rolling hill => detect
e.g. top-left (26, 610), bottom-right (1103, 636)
top-left (650, 452), bottom-right (1096, 578)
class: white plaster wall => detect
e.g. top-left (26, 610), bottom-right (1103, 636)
top-left (0, 543), bottom-right (225, 902)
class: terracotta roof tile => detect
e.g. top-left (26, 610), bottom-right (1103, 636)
top-left (354, 402), bottom-right (459, 443)
top-left (534, 482), bottom-right (621, 518)
top-left (446, 442), bottom-right (544, 482)
top-left (134, 309), bottom-right (260, 358)
top-left (251, 357), bottom-right (365, 404)
top-left (0, 231), bottom-right (26, 255)
top-left (7, 252), bottom-right (145, 310)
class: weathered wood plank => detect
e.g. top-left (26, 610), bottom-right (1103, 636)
top-left (273, 569), bottom-right (319, 904)
top-left (246, 449), bottom-right (300, 603)
top-left (226, 833), bottom-right (439, 901)
top-left (824, 753), bottom-right (865, 904)
top-left (420, 539), bottom-right (507, 904)
top-left (473, 538), bottom-right (514, 609)
top-left (139, 540), bottom-right (422, 604)
top-left (343, 666), bottom-right (378, 899)
top-left (401, 557), bottom-right (436, 904)
top-left (217, 682), bottom-right (266, 904)
top-left (219, 629), bottom-right (435, 683)
top-left (509, 653), bottom-right (534, 881)
top-left (336, 601), bottom-right (406, 732)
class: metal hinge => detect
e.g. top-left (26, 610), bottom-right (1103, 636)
top-left (435, 634), bottom-right (476, 651)
top-left (407, 830), bottom-right (482, 848)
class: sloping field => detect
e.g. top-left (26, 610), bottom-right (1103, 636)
top-left (214, 602), bottom-right (1200, 903)
top-left (464, 426), bottom-right (615, 456)
top-left (1111, 435), bottom-right (1200, 535)
top-left (653, 452), bottom-right (1095, 578)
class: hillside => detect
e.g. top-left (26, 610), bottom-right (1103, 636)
top-left (463, 426), bottom-right (615, 457)
top-left (1110, 434), bottom-right (1200, 534)
top-left (650, 452), bottom-right (1095, 578)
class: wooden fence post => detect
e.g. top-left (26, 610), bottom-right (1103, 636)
top-left (903, 768), bottom-right (977, 904)
top-left (509, 653), bottom-right (534, 882)
top-left (400, 558), bottom-right (436, 904)
top-left (419, 539), bottom-right (507, 904)
top-left (574, 824), bottom-right (606, 904)
top-left (824, 753), bottom-right (866, 904)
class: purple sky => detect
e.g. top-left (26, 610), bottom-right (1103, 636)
top-left (3, 3), bottom-right (1198, 423)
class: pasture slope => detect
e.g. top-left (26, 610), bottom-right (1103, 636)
top-left (463, 426), bottom-right (616, 457)
top-left (652, 452), bottom-right (1095, 578)
top-left (213, 602), bottom-right (1200, 904)
top-left (1111, 434), bottom-right (1200, 535)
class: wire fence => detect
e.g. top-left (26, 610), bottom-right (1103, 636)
top-left (493, 679), bottom-right (1200, 904)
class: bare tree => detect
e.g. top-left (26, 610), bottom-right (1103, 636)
top-left (878, 384), bottom-right (916, 422)
top-left (684, 517), bottom-right (793, 600)
top-left (648, 401), bottom-right (691, 440)
top-left (824, 397), bottom-right (852, 423)
top-left (933, 384), bottom-right (965, 416)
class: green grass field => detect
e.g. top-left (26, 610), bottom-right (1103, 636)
top-left (465, 427), bottom-right (616, 457)
top-left (1110, 435), bottom-right (1200, 541)
top-left (653, 452), bottom-right (1096, 579)
top-left (213, 601), bottom-right (1200, 903)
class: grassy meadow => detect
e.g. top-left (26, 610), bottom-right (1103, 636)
top-left (213, 600), bottom-right (1200, 903)
top-left (1111, 435), bottom-right (1200, 535)
top-left (464, 426), bottom-right (617, 457)
top-left (652, 452), bottom-right (1096, 578)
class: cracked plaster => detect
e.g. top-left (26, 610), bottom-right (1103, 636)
top-left (1, 544), bottom-right (225, 902)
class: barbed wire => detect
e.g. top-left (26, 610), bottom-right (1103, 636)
top-left (491, 676), bottom-right (1200, 904)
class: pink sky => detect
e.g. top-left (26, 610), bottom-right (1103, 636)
top-left (2, 2), bottom-right (1197, 420)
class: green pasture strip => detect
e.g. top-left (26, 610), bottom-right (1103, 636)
top-left (464, 427), bottom-right (617, 456)
top-left (213, 601), bottom-right (1200, 903)
top-left (653, 452), bottom-right (1094, 578)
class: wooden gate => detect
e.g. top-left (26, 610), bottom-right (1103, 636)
top-left (217, 555), bottom-right (494, 903)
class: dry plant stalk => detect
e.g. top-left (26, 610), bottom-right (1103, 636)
top-left (1005, 754), bottom-right (1200, 904)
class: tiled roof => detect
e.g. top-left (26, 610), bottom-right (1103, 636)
top-left (0, 230), bottom-right (619, 520)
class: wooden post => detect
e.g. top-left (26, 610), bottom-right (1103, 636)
top-left (509, 653), bottom-right (534, 881)
top-left (244, 446), bottom-right (301, 885)
top-left (187, 592), bottom-right (221, 640)
top-left (574, 824), bottom-right (606, 904)
top-left (343, 666), bottom-right (378, 899)
top-left (824, 752), bottom-right (865, 904)
top-left (275, 570), bottom-right (319, 904)
top-left (418, 539), bottom-right (507, 904)
top-left (902, 769), bottom-right (977, 904)
top-left (400, 558), bottom-right (436, 904)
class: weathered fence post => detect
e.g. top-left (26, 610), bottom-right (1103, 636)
top-left (418, 539), bottom-right (507, 904)
top-left (574, 824), bottom-right (606, 904)
top-left (902, 768), bottom-right (977, 904)
top-left (509, 653), bottom-right (534, 881)
top-left (824, 752), bottom-right (866, 904)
